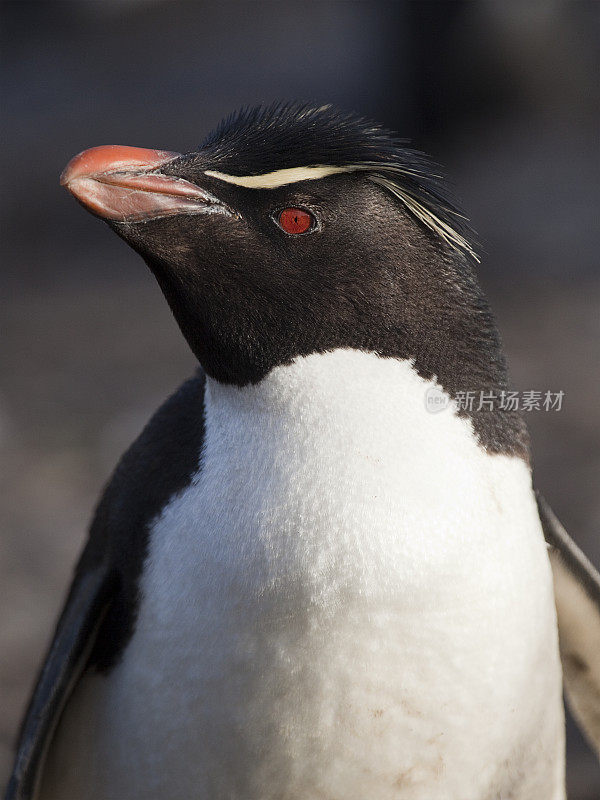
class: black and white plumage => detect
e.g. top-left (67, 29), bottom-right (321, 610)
top-left (6, 103), bottom-right (600, 800)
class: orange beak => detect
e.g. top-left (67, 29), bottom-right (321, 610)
top-left (61, 145), bottom-right (221, 222)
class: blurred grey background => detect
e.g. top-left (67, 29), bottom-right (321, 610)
top-left (1, 0), bottom-right (599, 795)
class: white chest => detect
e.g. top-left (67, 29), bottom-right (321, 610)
top-left (43, 350), bottom-right (564, 800)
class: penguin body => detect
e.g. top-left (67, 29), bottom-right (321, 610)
top-left (6, 104), bottom-right (599, 799)
top-left (40, 352), bottom-right (563, 799)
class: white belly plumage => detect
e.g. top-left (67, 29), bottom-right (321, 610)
top-left (40, 350), bottom-right (565, 800)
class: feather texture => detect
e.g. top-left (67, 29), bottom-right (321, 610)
top-left (195, 102), bottom-right (477, 259)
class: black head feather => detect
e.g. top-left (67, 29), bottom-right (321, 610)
top-left (200, 102), bottom-right (401, 170)
top-left (196, 102), bottom-right (477, 259)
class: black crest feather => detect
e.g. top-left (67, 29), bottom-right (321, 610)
top-left (200, 102), bottom-right (477, 259)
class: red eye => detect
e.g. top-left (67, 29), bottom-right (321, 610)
top-left (278, 207), bottom-right (314, 235)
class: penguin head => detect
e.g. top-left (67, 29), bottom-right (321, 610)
top-left (62, 103), bottom-right (504, 402)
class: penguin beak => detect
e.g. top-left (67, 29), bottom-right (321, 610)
top-left (61, 145), bottom-right (225, 222)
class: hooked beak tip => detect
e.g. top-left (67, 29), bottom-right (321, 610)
top-left (60, 145), bottom-right (180, 187)
top-left (60, 145), bottom-right (231, 224)
top-left (60, 145), bottom-right (196, 222)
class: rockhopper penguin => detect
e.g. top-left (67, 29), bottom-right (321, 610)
top-left (6, 103), bottom-right (600, 800)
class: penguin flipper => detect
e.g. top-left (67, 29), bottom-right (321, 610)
top-left (6, 372), bottom-right (207, 800)
top-left (5, 559), bottom-right (111, 800)
top-left (537, 492), bottom-right (600, 756)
